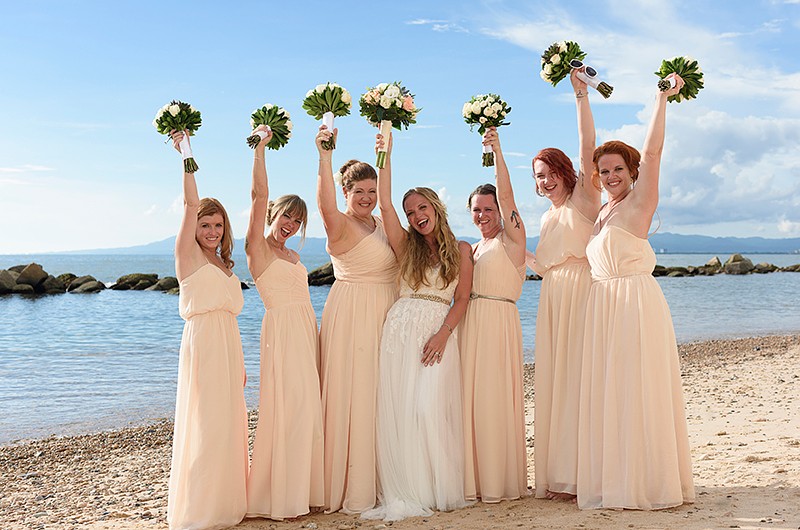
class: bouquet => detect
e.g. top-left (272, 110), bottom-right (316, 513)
top-left (540, 41), bottom-right (613, 99)
top-left (153, 100), bottom-right (202, 172)
top-left (462, 94), bottom-right (511, 167)
top-left (655, 56), bottom-right (704, 103)
top-left (246, 104), bottom-right (293, 150)
top-left (358, 82), bottom-right (420, 168)
top-left (302, 82), bottom-right (351, 150)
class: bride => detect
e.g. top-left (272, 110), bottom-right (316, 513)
top-left (362, 130), bottom-right (473, 521)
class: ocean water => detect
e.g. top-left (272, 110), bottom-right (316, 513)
top-left (1, 252), bottom-right (799, 444)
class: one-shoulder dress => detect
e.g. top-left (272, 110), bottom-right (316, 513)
top-left (319, 217), bottom-right (399, 513)
top-left (533, 197), bottom-right (594, 498)
top-left (246, 258), bottom-right (324, 519)
top-left (168, 263), bottom-right (248, 530)
top-left (363, 267), bottom-right (468, 522)
top-left (459, 236), bottom-right (527, 502)
top-left (577, 225), bottom-right (695, 510)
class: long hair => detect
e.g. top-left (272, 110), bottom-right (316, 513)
top-left (592, 140), bottom-right (641, 191)
top-left (266, 194), bottom-right (308, 247)
top-left (400, 187), bottom-right (461, 290)
top-left (197, 197), bottom-right (235, 269)
top-left (532, 148), bottom-right (577, 197)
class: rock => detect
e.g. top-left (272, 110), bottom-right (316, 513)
top-left (652, 265), bottom-right (668, 277)
top-left (56, 273), bottom-right (78, 288)
top-left (67, 275), bottom-right (98, 292)
top-left (780, 263), bottom-right (800, 272)
top-left (72, 281), bottom-right (106, 293)
top-left (166, 287), bottom-right (180, 295)
top-left (0, 270), bottom-right (16, 294)
top-left (145, 277), bottom-right (179, 291)
top-left (40, 275), bottom-right (66, 294)
top-left (16, 263), bottom-right (49, 288)
top-left (8, 264), bottom-right (27, 273)
top-left (12, 283), bottom-right (35, 294)
top-left (667, 270), bottom-right (686, 277)
top-left (705, 256), bottom-right (722, 269)
top-left (665, 266), bottom-right (690, 277)
top-left (723, 254), bottom-right (754, 275)
top-left (308, 262), bottom-right (335, 286)
top-left (753, 262), bottom-right (777, 274)
top-left (112, 273), bottom-right (158, 291)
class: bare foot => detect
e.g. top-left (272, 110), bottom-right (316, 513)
top-left (546, 490), bottom-right (577, 502)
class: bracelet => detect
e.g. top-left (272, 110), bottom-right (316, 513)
top-left (254, 156), bottom-right (264, 161)
top-left (575, 92), bottom-right (586, 99)
top-left (442, 322), bottom-right (453, 334)
top-left (319, 158), bottom-right (332, 162)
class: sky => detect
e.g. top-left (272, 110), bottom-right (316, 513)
top-left (2, 0), bottom-right (800, 253)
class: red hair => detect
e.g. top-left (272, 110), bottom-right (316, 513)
top-left (532, 148), bottom-right (577, 197)
top-left (592, 141), bottom-right (641, 191)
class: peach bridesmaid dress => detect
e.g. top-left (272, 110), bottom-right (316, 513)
top-left (319, 217), bottom-right (399, 513)
top-left (168, 263), bottom-right (248, 530)
top-left (577, 225), bottom-right (695, 509)
top-left (459, 236), bottom-right (527, 502)
top-left (533, 198), bottom-right (594, 498)
top-left (246, 258), bottom-right (324, 519)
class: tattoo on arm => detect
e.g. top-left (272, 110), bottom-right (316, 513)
top-left (578, 170), bottom-right (584, 188)
top-left (510, 210), bottom-right (521, 229)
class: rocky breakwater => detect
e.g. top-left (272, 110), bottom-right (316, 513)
top-left (652, 253), bottom-right (800, 277)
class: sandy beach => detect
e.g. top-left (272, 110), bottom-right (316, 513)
top-left (2, 334), bottom-right (799, 530)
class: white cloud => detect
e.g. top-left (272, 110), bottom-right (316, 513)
top-left (143, 204), bottom-right (158, 216)
top-left (406, 18), bottom-right (467, 32)
top-left (777, 216), bottom-right (800, 235)
top-left (0, 164), bottom-right (55, 173)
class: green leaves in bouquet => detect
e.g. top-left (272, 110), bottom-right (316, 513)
top-left (655, 56), bottom-right (704, 103)
top-left (247, 105), bottom-right (292, 150)
top-left (301, 84), bottom-right (352, 120)
top-left (358, 82), bottom-right (420, 131)
top-left (154, 100), bottom-right (202, 136)
top-left (541, 41), bottom-right (586, 86)
top-left (463, 94), bottom-right (511, 136)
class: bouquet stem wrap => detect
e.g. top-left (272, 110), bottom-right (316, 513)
top-left (153, 100), bottom-right (201, 173)
top-left (322, 112), bottom-right (335, 150)
top-left (302, 83), bottom-right (352, 151)
top-left (570, 60), bottom-right (614, 99)
top-left (376, 120), bottom-right (392, 169)
top-left (654, 56), bottom-right (704, 103)
top-left (178, 131), bottom-right (197, 173)
top-left (462, 93), bottom-right (511, 168)
top-left (482, 142), bottom-right (494, 167)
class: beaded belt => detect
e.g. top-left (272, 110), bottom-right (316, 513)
top-left (408, 293), bottom-right (450, 305)
top-left (469, 292), bottom-right (516, 304)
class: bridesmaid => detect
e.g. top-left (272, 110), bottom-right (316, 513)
top-left (531, 67), bottom-right (602, 501)
top-left (245, 126), bottom-right (324, 520)
top-left (315, 126), bottom-right (399, 513)
top-left (167, 131), bottom-right (248, 530)
top-left (459, 127), bottom-right (528, 503)
top-left (577, 74), bottom-right (695, 509)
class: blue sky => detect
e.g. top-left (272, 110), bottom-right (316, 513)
top-left (2, 0), bottom-right (800, 253)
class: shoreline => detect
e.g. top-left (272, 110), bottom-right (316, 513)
top-left (2, 334), bottom-right (799, 529)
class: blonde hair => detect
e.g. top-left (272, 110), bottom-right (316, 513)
top-left (400, 187), bottom-right (461, 290)
top-left (267, 194), bottom-right (308, 246)
top-left (197, 198), bottom-right (235, 269)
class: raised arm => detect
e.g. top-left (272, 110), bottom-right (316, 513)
top-left (375, 131), bottom-right (407, 257)
top-left (483, 127), bottom-right (526, 267)
top-left (570, 67), bottom-right (601, 217)
top-left (421, 240), bottom-right (474, 366)
top-left (629, 73), bottom-right (684, 230)
top-left (173, 131), bottom-right (204, 282)
top-left (315, 126), bottom-right (349, 248)
top-left (245, 126), bottom-right (272, 281)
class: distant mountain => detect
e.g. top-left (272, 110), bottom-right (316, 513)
top-left (55, 232), bottom-right (800, 256)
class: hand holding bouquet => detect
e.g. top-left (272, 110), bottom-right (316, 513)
top-left (153, 100), bottom-right (202, 172)
top-left (540, 41), bottom-right (613, 99)
top-left (246, 104), bottom-right (292, 150)
top-left (302, 82), bottom-right (351, 150)
top-left (359, 82), bottom-right (420, 168)
top-left (462, 94), bottom-right (511, 167)
top-left (655, 56), bottom-right (704, 103)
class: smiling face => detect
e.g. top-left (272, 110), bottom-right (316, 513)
top-left (344, 179), bottom-right (377, 217)
top-left (270, 209), bottom-right (303, 244)
top-left (597, 153), bottom-right (634, 199)
top-left (403, 192), bottom-right (437, 238)
top-left (533, 159), bottom-right (570, 206)
top-left (470, 193), bottom-right (501, 237)
top-left (196, 213), bottom-right (225, 253)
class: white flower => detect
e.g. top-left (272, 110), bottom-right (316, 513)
top-left (480, 99), bottom-right (489, 107)
top-left (483, 107), bottom-right (496, 118)
top-left (286, 131), bottom-right (292, 138)
top-left (250, 118), bottom-right (255, 129)
top-left (491, 103), bottom-right (502, 112)
top-left (189, 105), bottom-right (196, 113)
top-left (315, 84), bottom-right (327, 94)
top-left (380, 95), bottom-right (392, 109)
top-left (544, 64), bottom-right (553, 75)
top-left (471, 102), bottom-right (482, 114)
top-left (341, 90), bottom-right (352, 104)
top-left (333, 171), bottom-right (344, 186)
top-left (152, 119), bottom-right (158, 128)
top-left (168, 104), bottom-right (180, 117)
top-left (479, 117), bottom-right (487, 124)
top-left (558, 41), bottom-right (567, 52)
top-left (377, 83), bottom-right (389, 92)
top-left (540, 70), bottom-right (549, 81)
top-left (306, 89), bottom-right (314, 98)
top-left (551, 54), bottom-right (560, 65)
top-left (155, 108), bottom-right (165, 120)
top-left (265, 104), bottom-right (273, 110)
top-left (277, 107), bottom-right (285, 115)
top-left (462, 102), bottom-right (472, 117)
top-left (286, 120), bottom-right (293, 131)
top-left (385, 85), bottom-right (401, 98)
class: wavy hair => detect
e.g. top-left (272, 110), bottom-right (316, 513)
top-left (400, 187), bottom-right (461, 290)
top-left (197, 197), bottom-right (235, 269)
top-left (267, 194), bottom-right (308, 247)
top-left (532, 148), bottom-right (577, 197)
top-left (591, 140), bottom-right (641, 191)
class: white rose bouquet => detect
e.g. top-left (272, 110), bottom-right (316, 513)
top-left (462, 93), bottom-right (511, 167)
top-left (358, 82), bottom-right (420, 168)
top-left (301, 82), bottom-right (351, 150)
top-left (246, 104), bottom-right (293, 150)
top-left (153, 100), bottom-right (202, 173)
top-left (655, 56), bottom-right (704, 103)
top-left (540, 41), bottom-right (613, 99)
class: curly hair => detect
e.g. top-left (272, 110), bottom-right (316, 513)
top-left (337, 159), bottom-right (377, 191)
top-left (197, 198), bottom-right (235, 269)
top-left (532, 148), bottom-right (577, 197)
top-left (267, 194), bottom-right (308, 246)
top-left (592, 140), bottom-right (641, 191)
top-left (400, 187), bottom-right (461, 290)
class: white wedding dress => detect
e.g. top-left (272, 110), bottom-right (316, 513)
top-left (363, 267), bottom-right (468, 521)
